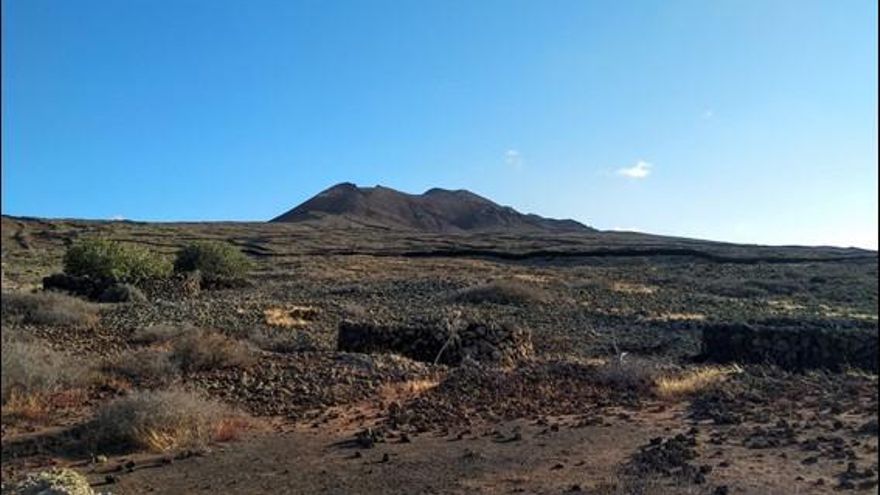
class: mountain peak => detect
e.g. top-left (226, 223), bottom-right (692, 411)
top-left (271, 183), bottom-right (592, 233)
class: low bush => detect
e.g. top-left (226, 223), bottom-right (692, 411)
top-left (593, 357), bottom-right (664, 394)
top-left (169, 329), bottom-right (255, 372)
top-left (450, 280), bottom-right (549, 306)
top-left (103, 349), bottom-right (177, 385)
top-left (131, 323), bottom-right (192, 345)
top-left (173, 241), bottom-right (252, 281)
top-left (98, 283), bottom-right (147, 303)
top-left (89, 389), bottom-right (245, 452)
top-left (1, 291), bottom-right (98, 327)
top-left (63, 238), bottom-right (171, 284)
top-left (1, 337), bottom-right (90, 414)
top-left (654, 366), bottom-right (740, 400)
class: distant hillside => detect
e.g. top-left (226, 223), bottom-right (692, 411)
top-left (270, 183), bottom-right (593, 233)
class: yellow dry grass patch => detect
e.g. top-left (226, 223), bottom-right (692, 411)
top-left (263, 305), bottom-right (320, 328)
top-left (1, 391), bottom-right (48, 421)
top-left (819, 304), bottom-right (878, 321)
top-left (767, 299), bottom-right (806, 312)
top-left (654, 365), bottom-right (741, 399)
top-left (511, 273), bottom-right (549, 284)
top-left (378, 378), bottom-right (440, 402)
top-left (611, 282), bottom-right (657, 294)
top-left (644, 312), bottom-right (706, 322)
top-left (136, 416), bottom-right (250, 452)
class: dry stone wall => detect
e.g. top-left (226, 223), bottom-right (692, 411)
top-left (337, 320), bottom-right (533, 366)
top-left (701, 322), bottom-right (878, 372)
top-left (43, 272), bottom-right (200, 301)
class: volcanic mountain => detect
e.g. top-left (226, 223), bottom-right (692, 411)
top-left (270, 183), bottom-right (592, 233)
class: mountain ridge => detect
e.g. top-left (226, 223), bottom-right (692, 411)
top-left (270, 183), bottom-right (592, 233)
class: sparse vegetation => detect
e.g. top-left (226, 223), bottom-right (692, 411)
top-left (173, 241), bottom-right (252, 281)
top-left (1, 291), bottom-right (98, 327)
top-left (103, 349), bottom-right (177, 384)
top-left (1, 337), bottom-right (90, 417)
top-left (131, 323), bottom-right (192, 345)
top-left (0, 215), bottom-right (876, 493)
top-left (63, 238), bottom-right (171, 283)
top-left (450, 280), bottom-right (549, 306)
top-left (169, 329), bottom-right (255, 372)
top-left (654, 365), bottom-right (740, 399)
top-left (89, 389), bottom-right (245, 452)
top-left (592, 357), bottom-right (665, 394)
top-left (98, 283), bottom-right (147, 303)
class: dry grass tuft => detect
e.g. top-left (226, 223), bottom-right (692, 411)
top-left (592, 358), bottom-right (663, 394)
top-left (654, 365), bottom-right (741, 400)
top-left (131, 323), bottom-right (193, 345)
top-left (378, 378), bottom-right (441, 402)
top-left (1, 338), bottom-right (91, 408)
top-left (89, 389), bottom-right (247, 453)
top-left (263, 305), bottom-right (319, 328)
top-left (451, 280), bottom-right (549, 306)
top-left (1, 291), bottom-right (99, 327)
top-left (610, 282), bottom-right (657, 295)
top-left (104, 349), bottom-right (177, 384)
top-left (170, 329), bottom-right (256, 372)
top-left (643, 312), bottom-right (706, 322)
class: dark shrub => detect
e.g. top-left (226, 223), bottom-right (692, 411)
top-left (63, 238), bottom-right (171, 284)
top-left (99, 283), bottom-right (147, 303)
top-left (450, 280), bottom-right (549, 306)
top-left (169, 329), bottom-right (255, 372)
top-left (103, 349), bottom-right (176, 385)
top-left (131, 323), bottom-right (192, 345)
top-left (1, 291), bottom-right (98, 327)
top-left (173, 242), bottom-right (252, 281)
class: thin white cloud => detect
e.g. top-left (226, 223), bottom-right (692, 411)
top-left (504, 149), bottom-right (524, 169)
top-left (617, 160), bottom-right (652, 179)
top-left (110, 214), bottom-right (125, 221)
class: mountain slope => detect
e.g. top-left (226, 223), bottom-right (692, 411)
top-left (270, 183), bottom-right (592, 233)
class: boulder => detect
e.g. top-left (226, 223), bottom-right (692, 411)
top-left (3, 467), bottom-right (95, 495)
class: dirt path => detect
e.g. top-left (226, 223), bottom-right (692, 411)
top-left (92, 410), bottom-right (676, 495)
top-left (65, 404), bottom-right (873, 495)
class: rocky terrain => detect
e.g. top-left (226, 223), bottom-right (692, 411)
top-left (1, 211), bottom-right (877, 494)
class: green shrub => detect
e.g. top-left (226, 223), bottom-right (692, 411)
top-left (173, 241), bottom-right (252, 280)
top-left (63, 239), bottom-right (171, 283)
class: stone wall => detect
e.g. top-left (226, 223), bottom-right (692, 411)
top-left (701, 322), bottom-right (878, 372)
top-left (337, 320), bottom-right (533, 366)
top-left (43, 272), bottom-right (200, 301)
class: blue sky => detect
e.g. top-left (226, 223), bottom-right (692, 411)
top-left (2, 0), bottom-right (877, 248)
